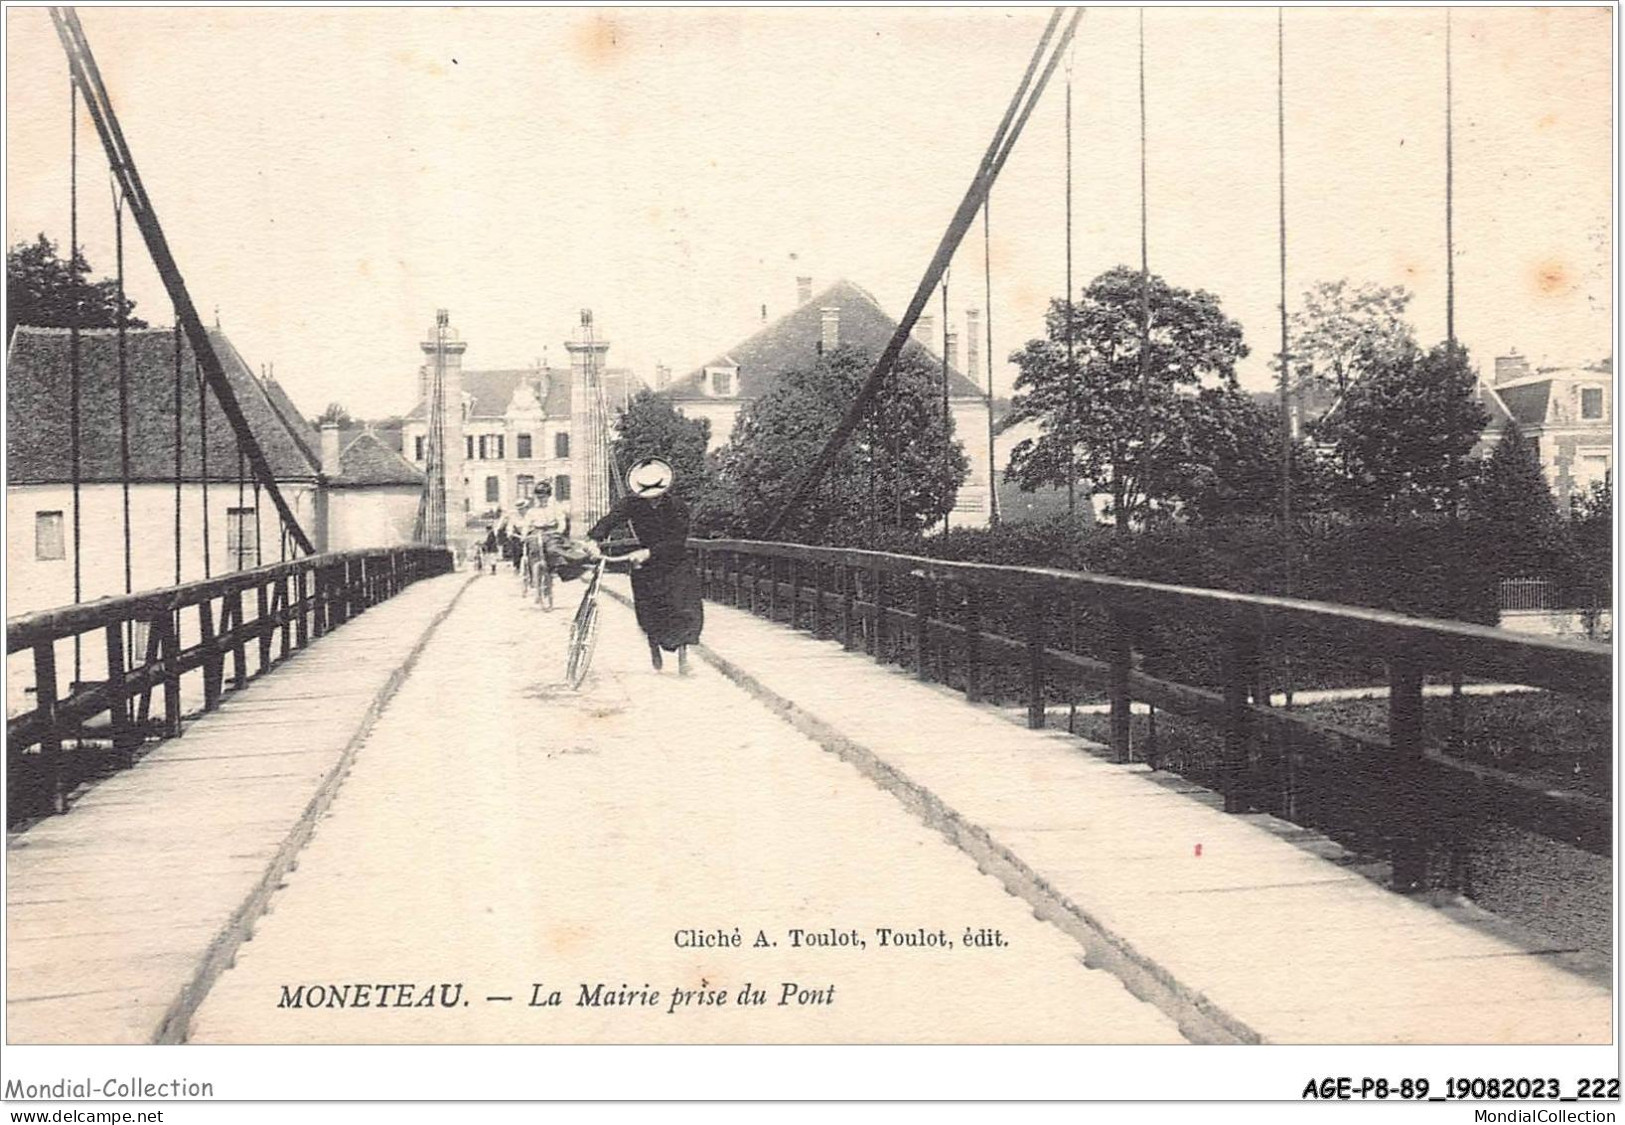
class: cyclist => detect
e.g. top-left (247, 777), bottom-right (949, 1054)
top-left (584, 457), bottom-right (703, 675)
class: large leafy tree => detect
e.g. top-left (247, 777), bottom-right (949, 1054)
top-left (1289, 279), bottom-right (1415, 394)
top-left (1005, 266), bottom-right (1248, 530)
top-left (7, 233), bottom-right (145, 340)
top-left (712, 344), bottom-right (967, 543)
top-left (1171, 387), bottom-right (1330, 523)
top-left (1316, 342), bottom-right (1488, 518)
top-left (612, 389), bottom-right (718, 519)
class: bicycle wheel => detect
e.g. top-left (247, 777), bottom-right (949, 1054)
top-left (565, 597), bottom-right (600, 689)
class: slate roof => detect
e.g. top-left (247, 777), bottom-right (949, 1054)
top-left (328, 427), bottom-right (423, 489)
top-left (7, 325), bottom-right (319, 485)
top-left (667, 279), bottom-right (985, 402)
top-left (1496, 382), bottom-right (1552, 428)
top-left (404, 366), bottom-right (643, 422)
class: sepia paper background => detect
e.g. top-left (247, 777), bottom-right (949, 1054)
top-left (2, 2), bottom-right (1617, 1103)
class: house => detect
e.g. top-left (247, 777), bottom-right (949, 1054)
top-left (398, 318), bottom-right (643, 534)
top-left (6, 324), bottom-right (430, 621)
top-left (665, 278), bottom-right (997, 527)
top-left (1482, 353), bottom-right (1613, 506)
top-left (320, 425), bottom-right (424, 550)
top-left (6, 325), bottom-right (322, 619)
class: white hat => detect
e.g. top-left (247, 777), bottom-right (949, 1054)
top-left (627, 457), bottom-right (675, 499)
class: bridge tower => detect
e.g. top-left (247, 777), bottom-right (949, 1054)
top-left (565, 309), bottom-right (615, 529)
top-left (414, 310), bottom-right (468, 551)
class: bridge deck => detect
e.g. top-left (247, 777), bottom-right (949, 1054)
top-left (185, 571), bottom-right (1182, 1044)
top-left (681, 588), bottom-right (1613, 1045)
top-left (5, 571), bottom-right (473, 1044)
top-left (8, 565), bottom-right (1610, 1045)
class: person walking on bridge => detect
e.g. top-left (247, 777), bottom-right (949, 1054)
top-left (585, 457), bottom-right (704, 675)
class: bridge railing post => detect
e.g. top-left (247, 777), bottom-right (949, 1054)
top-left (33, 640), bottom-right (64, 813)
top-left (257, 579), bottom-right (273, 676)
top-left (914, 575), bottom-right (931, 682)
top-left (104, 621), bottom-right (135, 768)
top-left (964, 584), bottom-right (983, 703)
top-left (788, 557), bottom-right (801, 629)
top-left (159, 609), bottom-right (182, 737)
top-left (1388, 653), bottom-right (1428, 892)
top-left (872, 566), bottom-right (888, 662)
top-left (840, 564), bottom-right (856, 650)
top-left (1025, 592), bottom-right (1046, 729)
top-left (1109, 610), bottom-right (1132, 763)
top-left (1221, 624), bottom-right (1260, 813)
top-left (811, 560), bottom-right (825, 638)
top-left (199, 597), bottom-right (222, 710)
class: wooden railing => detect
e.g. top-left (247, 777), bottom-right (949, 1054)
top-left (7, 545), bottom-right (454, 825)
top-left (690, 539), bottom-right (1611, 890)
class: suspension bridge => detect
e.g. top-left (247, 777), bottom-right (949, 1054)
top-left (5, 8), bottom-right (1612, 1047)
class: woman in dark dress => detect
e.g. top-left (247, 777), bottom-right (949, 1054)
top-left (586, 458), bottom-right (704, 675)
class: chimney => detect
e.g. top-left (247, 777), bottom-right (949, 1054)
top-left (761, 303), bottom-right (768, 324)
top-left (1494, 352), bottom-right (1532, 385)
top-left (945, 331), bottom-right (961, 375)
top-left (321, 422), bottom-right (343, 476)
top-left (820, 307), bottom-right (841, 353)
top-left (796, 276), bottom-right (813, 306)
top-left (965, 308), bottom-right (983, 382)
top-left (655, 363), bottom-right (671, 391)
top-left (913, 313), bottom-right (936, 349)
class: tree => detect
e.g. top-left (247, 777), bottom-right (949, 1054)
top-left (1289, 279), bottom-right (1415, 394)
top-left (7, 233), bottom-right (145, 341)
top-left (311, 402), bottom-right (356, 430)
top-left (1465, 422), bottom-right (1572, 580)
top-left (1005, 265), bottom-right (1249, 530)
top-left (1316, 342), bottom-right (1488, 518)
top-left (1569, 470), bottom-right (1611, 598)
top-left (612, 389), bottom-right (719, 521)
top-left (712, 344), bottom-right (967, 543)
top-left (1171, 387), bottom-right (1330, 523)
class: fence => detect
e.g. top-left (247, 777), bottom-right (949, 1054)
top-left (691, 539), bottom-right (1611, 891)
top-left (7, 545), bottom-right (453, 825)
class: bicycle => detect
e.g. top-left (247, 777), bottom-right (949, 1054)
top-left (564, 547), bottom-right (645, 689)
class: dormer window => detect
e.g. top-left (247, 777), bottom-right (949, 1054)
top-left (1581, 386), bottom-right (1604, 421)
top-left (705, 364), bottom-right (738, 397)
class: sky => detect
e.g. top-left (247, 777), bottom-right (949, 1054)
top-left (5, 6), bottom-right (1614, 422)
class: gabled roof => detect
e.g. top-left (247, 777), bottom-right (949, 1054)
top-left (328, 427), bottom-right (423, 489)
top-left (405, 366), bottom-right (643, 422)
top-left (667, 279), bottom-right (985, 402)
top-left (258, 373), bottom-right (323, 470)
top-left (6, 325), bottom-right (320, 485)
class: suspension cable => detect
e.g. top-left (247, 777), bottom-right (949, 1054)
top-left (237, 447), bottom-right (247, 570)
top-left (940, 269), bottom-right (951, 535)
top-left (199, 357), bottom-right (211, 578)
top-left (763, 7), bottom-right (1083, 537)
top-left (69, 71), bottom-right (83, 686)
top-left (1277, 7), bottom-right (1295, 709)
top-left (983, 195), bottom-right (999, 527)
top-left (1445, 8), bottom-right (1455, 352)
top-left (174, 323), bottom-right (182, 585)
top-left (1065, 43), bottom-right (1076, 517)
top-left (1135, 7), bottom-right (1153, 525)
top-left (113, 183), bottom-right (132, 600)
